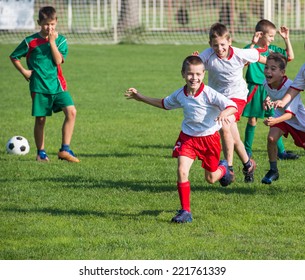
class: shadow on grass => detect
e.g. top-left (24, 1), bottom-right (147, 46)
top-left (28, 175), bottom-right (259, 195)
top-left (2, 207), bottom-right (167, 218)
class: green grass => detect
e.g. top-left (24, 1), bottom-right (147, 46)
top-left (0, 43), bottom-right (305, 260)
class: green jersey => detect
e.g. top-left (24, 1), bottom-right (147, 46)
top-left (244, 44), bottom-right (287, 85)
top-left (10, 33), bottom-right (68, 94)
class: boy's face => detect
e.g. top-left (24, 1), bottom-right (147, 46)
top-left (264, 59), bottom-right (285, 86)
top-left (260, 29), bottom-right (276, 46)
top-left (182, 63), bottom-right (205, 92)
top-left (38, 18), bottom-right (57, 37)
top-left (209, 36), bottom-right (232, 59)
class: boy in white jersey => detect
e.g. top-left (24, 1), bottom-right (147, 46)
top-left (197, 23), bottom-right (264, 183)
top-left (262, 53), bottom-right (305, 184)
top-left (124, 56), bottom-right (237, 223)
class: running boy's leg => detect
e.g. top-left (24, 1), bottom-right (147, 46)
top-left (172, 156), bottom-right (194, 223)
top-left (58, 105), bottom-right (80, 162)
top-left (262, 127), bottom-right (282, 184)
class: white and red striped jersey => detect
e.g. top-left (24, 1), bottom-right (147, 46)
top-left (162, 83), bottom-right (237, 137)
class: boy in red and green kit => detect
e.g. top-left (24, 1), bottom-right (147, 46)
top-left (10, 6), bottom-right (79, 162)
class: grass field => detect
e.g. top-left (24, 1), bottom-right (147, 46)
top-left (0, 42), bottom-right (305, 260)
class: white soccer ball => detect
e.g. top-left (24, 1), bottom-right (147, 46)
top-left (6, 136), bottom-right (30, 155)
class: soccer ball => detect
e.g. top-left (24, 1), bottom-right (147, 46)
top-left (6, 136), bottom-right (30, 155)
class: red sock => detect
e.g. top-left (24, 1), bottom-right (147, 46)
top-left (217, 165), bottom-right (226, 179)
top-left (177, 181), bottom-right (191, 212)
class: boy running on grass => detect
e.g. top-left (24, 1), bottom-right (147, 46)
top-left (262, 53), bottom-right (305, 184)
top-left (197, 23), bottom-right (260, 183)
top-left (242, 19), bottom-right (298, 160)
top-left (10, 6), bottom-right (79, 163)
top-left (124, 55), bottom-right (237, 223)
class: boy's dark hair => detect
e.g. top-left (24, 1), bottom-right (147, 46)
top-left (209, 22), bottom-right (231, 41)
top-left (267, 52), bottom-right (287, 70)
top-left (38, 6), bottom-right (57, 22)
top-left (255, 19), bottom-right (276, 34)
top-left (182, 56), bottom-right (204, 73)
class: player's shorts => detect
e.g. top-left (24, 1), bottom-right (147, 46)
top-left (242, 84), bottom-right (273, 118)
top-left (172, 131), bottom-right (221, 172)
top-left (31, 91), bottom-right (74, 116)
top-left (273, 122), bottom-right (305, 149)
top-left (231, 98), bottom-right (246, 122)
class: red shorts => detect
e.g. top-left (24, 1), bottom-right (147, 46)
top-left (172, 131), bottom-right (222, 172)
top-left (231, 98), bottom-right (246, 122)
top-left (273, 122), bottom-right (305, 149)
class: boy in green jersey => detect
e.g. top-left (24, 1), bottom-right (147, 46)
top-left (242, 19), bottom-right (298, 160)
top-left (10, 6), bottom-right (79, 163)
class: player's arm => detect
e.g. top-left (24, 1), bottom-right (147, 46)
top-left (48, 30), bottom-right (63, 65)
top-left (10, 58), bottom-right (32, 81)
top-left (263, 112), bottom-right (293, 127)
top-left (278, 26), bottom-right (294, 61)
top-left (215, 106), bottom-right (237, 125)
top-left (125, 88), bottom-right (163, 108)
top-left (274, 87), bottom-right (300, 108)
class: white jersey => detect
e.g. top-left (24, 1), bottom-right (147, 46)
top-left (290, 63), bottom-right (305, 91)
top-left (263, 77), bottom-right (305, 132)
top-left (199, 46), bottom-right (260, 101)
top-left (162, 83), bottom-right (237, 137)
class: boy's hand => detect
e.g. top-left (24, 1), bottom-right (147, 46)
top-left (192, 51), bottom-right (199, 56)
top-left (263, 117), bottom-right (276, 126)
top-left (251, 31), bottom-right (263, 44)
top-left (48, 29), bottom-right (58, 42)
top-left (263, 96), bottom-right (274, 110)
top-left (125, 88), bottom-right (141, 101)
top-left (278, 26), bottom-right (289, 39)
top-left (22, 69), bottom-right (33, 81)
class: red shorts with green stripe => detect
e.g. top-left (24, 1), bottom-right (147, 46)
top-left (172, 131), bottom-right (221, 172)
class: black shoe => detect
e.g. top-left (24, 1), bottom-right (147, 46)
top-left (243, 158), bottom-right (256, 183)
top-left (278, 151), bottom-right (299, 160)
top-left (218, 160), bottom-right (232, 187)
top-left (261, 169), bottom-right (279, 184)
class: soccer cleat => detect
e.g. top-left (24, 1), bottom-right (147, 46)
top-left (36, 150), bottom-right (49, 162)
top-left (261, 169), bottom-right (279, 184)
top-left (278, 151), bottom-right (299, 160)
top-left (58, 150), bottom-right (80, 163)
top-left (243, 158), bottom-right (256, 183)
top-left (218, 159), bottom-right (232, 187)
top-left (171, 209), bottom-right (193, 223)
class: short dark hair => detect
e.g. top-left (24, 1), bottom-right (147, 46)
top-left (38, 6), bottom-right (57, 22)
top-left (255, 19), bottom-right (276, 34)
top-left (181, 56), bottom-right (204, 73)
top-left (267, 52), bottom-right (287, 70)
top-left (209, 23), bottom-right (231, 41)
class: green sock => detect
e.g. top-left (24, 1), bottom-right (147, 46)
top-left (244, 123), bottom-right (256, 155)
top-left (276, 137), bottom-right (285, 154)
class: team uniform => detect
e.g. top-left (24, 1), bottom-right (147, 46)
top-left (264, 76), bottom-right (305, 148)
top-left (243, 44), bottom-right (287, 118)
top-left (162, 83), bottom-right (237, 172)
top-left (10, 33), bottom-right (74, 116)
top-left (198, 46), bottom-right (260, 121)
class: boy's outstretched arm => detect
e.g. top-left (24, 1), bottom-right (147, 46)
top-left (274, 87), bottom-right (300, 108)
top-left (263, 112), bottom-right (293, 127)
top-left (125, 88), bottom-right (163, 108)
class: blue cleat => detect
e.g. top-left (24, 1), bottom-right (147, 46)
top-left (262, 169), bottom-right (279, 184)
top-left (171, 210), bottom-right (193, 223)
top-left (219, 159), bottom-right (232, 187)
top-left (36, 150), bottom-right (49, 162)
top-left (278, 151), bottom-right (299, 160)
